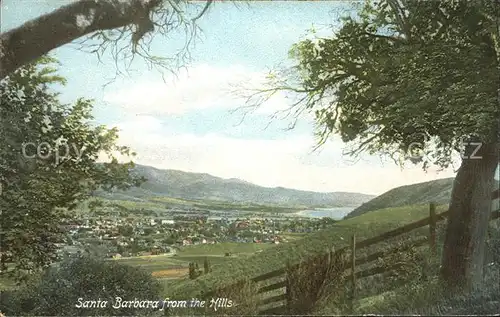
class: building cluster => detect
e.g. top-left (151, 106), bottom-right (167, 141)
top-left (57, 208), bottom-right (337, 258)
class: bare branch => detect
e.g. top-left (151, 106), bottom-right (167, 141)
top-left (192, 0), bottom-right (213, 22)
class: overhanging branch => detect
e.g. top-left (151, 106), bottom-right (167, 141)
top-left (0, 0), bottom-right (162, 79)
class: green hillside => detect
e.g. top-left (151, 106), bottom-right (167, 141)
top-left (345, 178), bottom-right (454, 219)
top-left (348, 176), bottom-right (500, 219)
top-left (170, 203), bottom-right (448, 298)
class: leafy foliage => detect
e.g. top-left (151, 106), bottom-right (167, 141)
top-left (250, 0), bottom-right (499, 170)
top-left (241, 1), bottom-right (499, 289)
top-left (0, 56), bottom-right (145, 278)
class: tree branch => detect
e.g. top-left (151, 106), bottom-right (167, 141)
top-left (0, 0), bottom-right (162, 79)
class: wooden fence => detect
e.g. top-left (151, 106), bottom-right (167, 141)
top-left (202, 201), bottom-right (500, 315)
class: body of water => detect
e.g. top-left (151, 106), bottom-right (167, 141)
top-left (205, 207), bottom-right (356, 221)
top-left (296, 207), bottom-right (355, 220)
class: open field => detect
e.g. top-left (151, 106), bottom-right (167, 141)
top-left (281, 232), bottom-right (307, 241)
top-left (113, 242), bottom-right (276, 276)
top-left (177, 242), bottom-right (275, 256)
top-left (113, 255), bottom-right (187, 272)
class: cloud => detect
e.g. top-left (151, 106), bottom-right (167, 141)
top-left (102, 64), bottom-right (291, 116)
top-left (100, 66), bottom-right (464, 196)
top-left (101, 116), bottom-right (458, 195)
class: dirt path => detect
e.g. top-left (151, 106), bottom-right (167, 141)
top-left (152, 267), bottom-right (189, 278)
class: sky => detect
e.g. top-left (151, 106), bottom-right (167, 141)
top-left (1, 0), bottom-right (473, 195)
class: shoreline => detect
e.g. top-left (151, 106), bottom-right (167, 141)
top-left (293, 207), bottom-right (356, 219)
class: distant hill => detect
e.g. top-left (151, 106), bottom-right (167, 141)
top-left (347, 175), bottom-right (500, 219)
top-left (345, 178), bottom-right (455, 219)
top-left (95, 164), bottom-right (375, 208)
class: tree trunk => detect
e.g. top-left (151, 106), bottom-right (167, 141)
top-left (441, 140), bottom-right (499, 291)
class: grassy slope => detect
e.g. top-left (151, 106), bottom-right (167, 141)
top-left (171, 203), bottom-right (448, 297)
top-left (346, 178), bottom-right (454, 219)
top-left (353, 266), bottom-right (500, 315)
top-left (114, 256), bottom-right (189, 272)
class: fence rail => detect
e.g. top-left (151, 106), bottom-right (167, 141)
top-left (202, 200), bottom-right (500, 315)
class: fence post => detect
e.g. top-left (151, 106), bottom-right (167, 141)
top-left (429, 202), bottom-right (437, 254)
top-left (329, 246), bottom-right (335, 267)
top-left (349, 234), bottom-right (356, 313)
top-left (285, 261), bottom-right (292, 314)
top-left (326, 247), bottom-right (332, 266)
top-left (203, 256), bottom-right (210, 274)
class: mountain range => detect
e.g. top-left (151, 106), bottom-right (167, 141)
top-left (95, 164), bottom-right (375, 208)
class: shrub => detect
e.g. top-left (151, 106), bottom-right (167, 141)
top-left (0, 277), bottom-right (41, 315)
top-left (287, 248), bottom-right (350, 315)
top-left (0, 254), bottom-right (162, 316)
top-left (189, 262), bottom-right (196, 279)
top-left (188, 262), bottom-right (202, 279)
